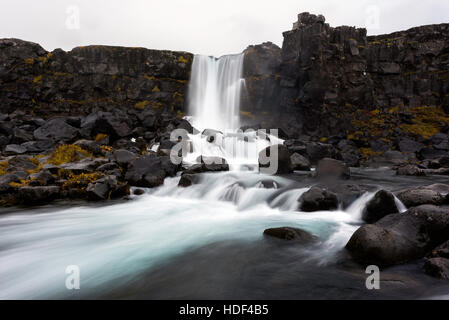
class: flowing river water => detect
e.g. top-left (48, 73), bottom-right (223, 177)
top-left (1, 54), bottom-right (449, 299)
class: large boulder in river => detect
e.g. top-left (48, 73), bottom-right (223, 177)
top-left (86, 176), bottom-right (128, 200)
top-left (258, 144), bottom-right (292, 175)
top-left (306, 142), bottom-right (339, 164)
top-left (362, 190), bottom-right (399, 223)
top-left (397, 186), bottom-right (446, 208)
top-left (264, 227), bottom-right (317, 243)
top-left (290, 153), bottom-right (311, 171)
top-left (299, 187), bottom-right (339, 212)
top-left (346, 205), bottom-right (449, 266)
top-left (125, 155), bottom-right (180, 188)
top-left (315, 158), bottom-right (350, 180)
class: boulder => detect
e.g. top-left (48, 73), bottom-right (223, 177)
top-left (396, 165), bottom-right (426, 176)
top-left (73, 140), bottom-right (103, 155)
top-left (18, 186), bottom-right (60, 204)
top-left (114, 149), bottom-right (138, 167)
top-left (125, 156), bottom-right (180, 188)
top-left (397, 187), bottom-right (446, 208)
top-left (3, 144), bottom-right (27, 155)
top-left (263, 227), bottom-right (317, 243)
top-left (315, 158), bottom-right (350, 180)
top-left (423, 258), bottom-right (449, 280)
top-left (258, 144), bottom-right (293, 175)
top-left (29, 170), bottom-right (55, 186)
top-left (429, 240), bottom-right (449, 259)
top-left (86, 176), bottom-right (128, 200)
top-left (21, 140), bottom-right (55, 153)
top-left (299, 187), bottom-right (339, 212)
top-left (0, 173), bottom-right (21, 194)
top-left (197, 156), bottom-right (228, 165)
top-left (306, 143), bottom-right (339, 164)
top-left (178, 174), bottom-right (200, 188)
top-left (183, 163), bottom-right (229, 175)
top-left (34, 118), bottom-right (79, 142)
top-left (362, 190), bottom-right (399, 223)
top-left (398, 137), bottom-right (425, 153)
top-left (346, 205), bottom-right (449, 266)
top-left (290, 153), bottom-right (311, 171)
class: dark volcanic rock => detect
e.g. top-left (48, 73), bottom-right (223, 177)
top-left (423, 258), bottom-right (449, 280)
top-left (362, 190), bottom-right (399, 223)
top-left (315, 158), bottom-right (350, 180)
top-left (290, 153), bottom-right (311, 171)
top-left (397, 186), bottom-right (446, 207)
top-left (306, 143), bottom-right (339, 164)
top-left (264, 227), bottom-right (317, 243)
top-left (125, 155), bottom-right (180, 188)
top-left (299, 187), bottom-right (339, 212)
top-left (114, 149), bottom-right (138, 167)
top-left (346, 205), bottom-right (449, 266)
top-left (34, 118), bottom-right (78, 142)
top-left (4, 144), bottom-right (27, 155)
top-left (18, 186), bottom-right (60, 204)
top-left (396, 165), bottom-right (426, 176)
top-left (86, 176), bottom-right (128, 200)
top-left (178, 174), bottom-right (200, 188)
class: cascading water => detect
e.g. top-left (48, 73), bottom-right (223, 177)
top-left (187, 54), bottom-right (244, 132)
top-left (182, 53), bottom-right (282, 170)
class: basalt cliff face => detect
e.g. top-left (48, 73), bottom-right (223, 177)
top-left (0, 38), bottom-right (193, 117)
top-left (243, 13), bottom-right (449, 159)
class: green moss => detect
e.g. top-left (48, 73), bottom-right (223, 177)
top-left (178, 56), bottom-right (189, 64)
top-left (62, 172), bottom-right (103, 190)
top-left (399, 106), bottom-right (449, 139)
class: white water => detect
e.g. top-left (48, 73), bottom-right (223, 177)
top-left (0, 172), bottom-right (372, 299)
top-left (188, 54), bottom-right (244, 132)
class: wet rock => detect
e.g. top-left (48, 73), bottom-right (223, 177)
top-left (423, 258), bottom-right (449, 280)
top-left (125, 155), bottom-right (180, 188)
top-left (362, 190), bottom-right (399, 223)
top-left (258, 144), bottom-right (293, 175)
top-left (3, 144), bottom-right (27, 155)
top-left (18, 186), bottom-right (60, 204)
top-left (58, 158), bottom-right (107, 174)
top-left (290, 153), bottom-right (311, 171)
top-left (183, 162), bottom-right (229, 175)
top-left (256, 180), bottom-right (279, 189)
top-left (34, 118), bottom-right (79, 143)
top-left (264, 227), bottom-right (317, 243)
top-left (178, 174), bottom-right (200, 188)
top-left (397, 186), bottom-right (446, 208)
top-left (299, 187), bottom-right (339, 212)
top-left (197, 156), bottom-right (228, 165)
top-left (133, 188), bottom-right (145, 196)
top-left (315, 158), bottom-right (350, 180)
top-left (346, 205), bottom-right (449, 266)
top-left (429, 240), bottom-right (449, 259)
top-left (0, 173), bottom-right (21, 194)
top-left (396, 165), bottom-right (426, 176)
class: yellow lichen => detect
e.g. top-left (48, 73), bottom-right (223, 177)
top-left (47, 145), bottom-right (92, 166)
top-left (178, 56), bottom-right (189, 64)
top-left (33, 75), bottom-right (43, 83)
top-left (0, 161), bottom-right (9, 176)
top-left (24, 58), bottom-right (34, 65)
top-left (135, 100), bottom-right (150, 110)
top-left (62, 172), bottom-right (103, 190)
top-left (152, 86), bottom-right (161, 93)
top-left (95, 133), bottom-right (108, 142)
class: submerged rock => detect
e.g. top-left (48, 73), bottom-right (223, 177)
top-left (298, 187), bottom-right (339, 212)
top-left (362, 190), bottom-right (399, 223)
top-left (264, 227), bottom-right (317, 243)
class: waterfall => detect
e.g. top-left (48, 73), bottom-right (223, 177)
top-left (187, 54), bottom-right (244, 132)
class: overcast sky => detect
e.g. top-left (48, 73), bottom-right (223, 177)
top-left (1, 0), bottom-right (448, 56)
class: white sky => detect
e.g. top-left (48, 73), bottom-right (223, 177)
top-left (0, 0), bottom-right (448, 56)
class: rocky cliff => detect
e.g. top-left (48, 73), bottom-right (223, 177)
top-left (241, 12), bottom-right (449, 166)
top-left (0, 38), bottom-right (193, 117)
